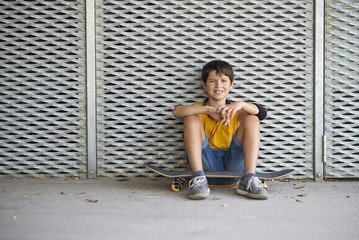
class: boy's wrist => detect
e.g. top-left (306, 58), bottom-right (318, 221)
top-left (207, 106), bottom-right (215, 115)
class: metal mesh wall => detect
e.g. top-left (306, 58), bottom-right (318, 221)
top-left (325, 0), bottom-right (359, 178)
top-left (0, 0), bottom-right (86, 177)
top-left (96, 0), bottom-right (314, 178)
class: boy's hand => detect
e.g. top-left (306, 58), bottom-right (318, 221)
top-left (217, 102), bottom-right (245, 126)
top-left (207, 105), bottom-right (237, 126)
top-left (208, 106), bottom-right (224, 123)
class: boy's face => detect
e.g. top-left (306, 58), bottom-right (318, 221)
top-left (202, 70), bottom-right (234, 103)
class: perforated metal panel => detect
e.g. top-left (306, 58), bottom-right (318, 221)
top-left (0, 1), bottom-right (86, 177)
top-left (96, 0), bottom-right (314, 178)
top-left (325, 0), bottom-right (359, 178)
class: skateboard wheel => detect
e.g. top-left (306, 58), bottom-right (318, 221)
top-left (171, 183), bottom-right (182, 192)
top-left (261, 180), bottom-right (269, 191)
top-left (171, 178), bottom-right (186, 192)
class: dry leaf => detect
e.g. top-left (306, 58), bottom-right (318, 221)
top-left (296, 199), bottom-right (303, 203)
top-left (75, 192), bottom-right (86, 195)
top-left (160, 191), bottom-right (165, 194)
top-left (298, 193), bottom-right (308, 197)
top-left (117, 178), bottom-right (130, 182)
top-left (294, 186), bottom-right (305, 190)
top-left (87, 199), bottom-right (98, 203)
top-left (212, 197), bottom-right (221, 200)
top-left (22, 195), bottom-right (28, 198)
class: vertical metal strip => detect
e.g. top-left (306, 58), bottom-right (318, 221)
top-left (314, 0), bottom-right (325, 181)
top-left (86, 0), bottom-right (97, 178)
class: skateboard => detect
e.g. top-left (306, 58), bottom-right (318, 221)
top-left (144, 163), bottom-right (294, 192)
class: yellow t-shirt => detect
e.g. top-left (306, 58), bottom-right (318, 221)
top-left (193, 103), bottom-right (239, 150)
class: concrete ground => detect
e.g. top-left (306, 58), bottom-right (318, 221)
top-left (0, 177), bottom-right (358, 240)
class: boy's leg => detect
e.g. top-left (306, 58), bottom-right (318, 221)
top-left (236, 113), bottom-right (260, 174)
top-left (183, 115), bottom-right (210, 200)
top-left (183, 115), bottom-right (206, 173)
top-left (235, 113), bottom-right (268, 200)
top-left (219, 130), bottom-right (244, 186)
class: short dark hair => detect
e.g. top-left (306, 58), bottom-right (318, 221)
top-left (201, 60), bottom-right (234, 84)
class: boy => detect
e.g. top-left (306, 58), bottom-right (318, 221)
top-left (172, 60), bottom-right (268, 200)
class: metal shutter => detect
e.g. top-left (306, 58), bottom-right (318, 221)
top-left (96, 0), bottom-right (314, 178)
top-left (325, 0), bottom-right (359, 178)
top-left (0, 1), bottom-right (86, 177)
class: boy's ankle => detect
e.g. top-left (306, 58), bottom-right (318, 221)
top-left (193, 170), bottom-right (205, 178)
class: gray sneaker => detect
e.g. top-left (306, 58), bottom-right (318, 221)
top-left (188, 176), bottom-right (210, 200)
top-left (236, 173), bottom-right (268, 200)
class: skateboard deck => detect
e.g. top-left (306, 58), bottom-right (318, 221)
top-left (144, 164), bottom-right (294, 180)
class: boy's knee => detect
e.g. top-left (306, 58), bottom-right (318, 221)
top-left (183, 115), bottom-right (206, 140)
top-left (183, 115), bottom-right (202, 125)
top-left (237, 114), bottom-right (260, 141)
top-left (183, 115), bottom-right (204, 132)
top-left (242, 114), bottom-right (260, 128)
top-left (247, 114), bottom-right (260, 123)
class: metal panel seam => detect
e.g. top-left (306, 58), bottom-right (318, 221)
top-left (86, 0), bottom-right (97, 179)
top-left (314, 0), bottom-right (325, 181)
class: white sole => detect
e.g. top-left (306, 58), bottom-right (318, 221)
top-left (189, 191), bottom-right (210, 200)
top-left (236, 188), bottom-right (269, 200)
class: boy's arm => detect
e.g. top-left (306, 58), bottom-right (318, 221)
top-left (218, 101), bottom-right (267, 125)
top-left (172, 105), bottom-right (214, 119)
top-left (218, 101), bottom-right (257, 117)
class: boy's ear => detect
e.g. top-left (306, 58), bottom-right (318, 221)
top-left (201, 80), bottom-right (207, 90)
top-left (230, 80), bottom-right (234, 89)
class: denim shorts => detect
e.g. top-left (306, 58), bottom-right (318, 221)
top-left (188, 129), bottom-right (244, 186)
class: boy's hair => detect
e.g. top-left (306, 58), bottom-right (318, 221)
top-left (201, 60), bottom-right (234, 84)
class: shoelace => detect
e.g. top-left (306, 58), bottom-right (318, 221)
top-left (245, 176), bottom-right (262, 191)
top-left (189, 176), bottom-right (206, 189)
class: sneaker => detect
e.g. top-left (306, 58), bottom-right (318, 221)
top-left (188, 176), bottom-right (210, 200)
top-left (236, 173), bottom-right (268, 200)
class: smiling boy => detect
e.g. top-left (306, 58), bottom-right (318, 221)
top-left (172, 60), bottom-right (268, 200)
